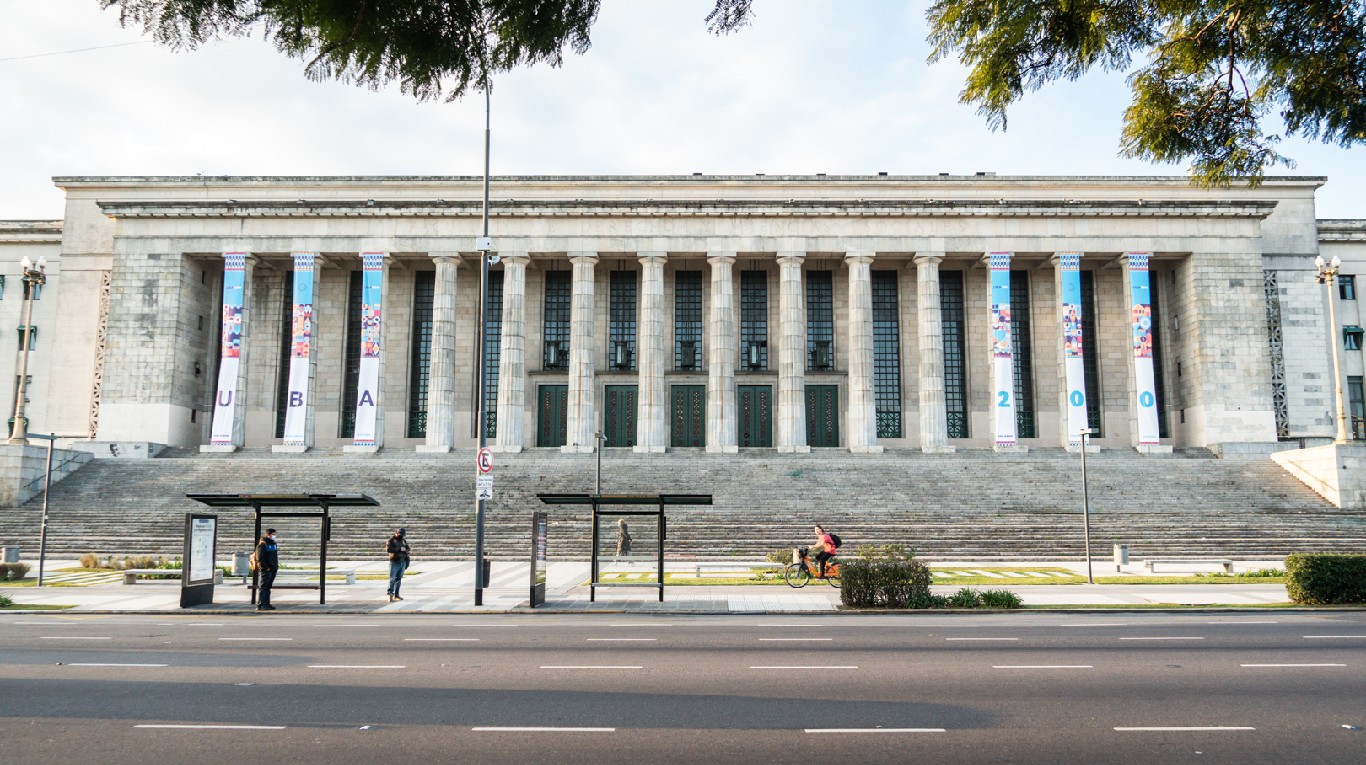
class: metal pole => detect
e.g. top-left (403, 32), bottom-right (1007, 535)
top-left (36, 433), bottom-right (54, 586)
top-left (473, 82), bottom-right (492, 606)
top-left (595, 430), bottom-right (602, 495)
top-left (1326, 277), bottom-right (1350, 443)
top-left (9, 275), bottom-right (36, 444)
top-left (1079, 429), bottom-right (1093, 584)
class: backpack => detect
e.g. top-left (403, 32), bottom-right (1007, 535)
top-left (828, 533), bottom-right (842, 548)
top-left (248, 552), bottom-right (258, 572)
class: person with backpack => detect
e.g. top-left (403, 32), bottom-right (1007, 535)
top-left (253, 528), bottom-right (279, 611)
top-left (386, 528), bottom-right (411, 602)
top-left (811, 524), bottom-right (839, 578)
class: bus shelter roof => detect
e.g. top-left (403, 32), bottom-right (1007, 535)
top-left (185, 493), bottom-right (380, 509)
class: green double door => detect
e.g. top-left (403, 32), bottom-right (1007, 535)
top-left (603, 385), bottom-right (637, 447)
top-left (671, 385), bottom-right (705, 447)
top-left (738, 385), bottom-right (772, 447)
top-left (805, 385), bottom-right (840, 448)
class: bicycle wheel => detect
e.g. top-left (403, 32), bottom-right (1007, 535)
top-left (826, 566), bottom-right (841, 589)
top-left (783, 563), bottom-right (811, 588)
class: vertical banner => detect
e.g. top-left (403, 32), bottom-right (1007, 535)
top-left (352, 252), bottom-right (385, 446)
top-left (990, 252), bottom-right (1017, 446)
top-left (1128, 252), bottom-right (1161, 445)
top-left (282, 253), bottom-right (315, 446)
top-left (1059, 253), bottom-right (1089, 446)
top-left (209, 253), bottom-right (247, 445)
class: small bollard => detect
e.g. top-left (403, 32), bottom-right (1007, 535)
top-left (1113, 543), bottom-right (1130, 572)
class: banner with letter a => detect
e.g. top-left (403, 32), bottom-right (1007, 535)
top-left (282, 253), bottom-right (316, 447)
top-left (352, 252), bottom-right (385, 447)
top-left (1128, 252), bottom-right (1161, 445)
top-left (989, 252), bottom-right (1017, 446)
top-left (1059, 253), bottom-right (1088, 446)
top-left (209, 252), bottom-right (247, 445)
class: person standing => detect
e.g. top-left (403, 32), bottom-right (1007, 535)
top-left (615, 519), bottom-right (632, 559)
top-left (254, 528), bottom-right (279, 611)
top-left (386, 528), bottom-right (411, 602)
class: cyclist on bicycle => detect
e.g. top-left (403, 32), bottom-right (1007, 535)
top-left (809, 524), bottom-right (838, 578)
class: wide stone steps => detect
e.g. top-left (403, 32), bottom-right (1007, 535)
top-left (0, 449), bottom-right (1361, 561)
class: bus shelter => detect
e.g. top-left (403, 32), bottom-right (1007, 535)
top-left (185, 492), bottom-right (379, 605)
top-left (537, 493), bottom-right (712, 602)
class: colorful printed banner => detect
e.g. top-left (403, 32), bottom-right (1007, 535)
top-left (1059, 253), bottom-right (1089, 445)
top-left (989, 252), bottom-right (1017, 446)
top-left (281, 253), bottom-right (316, 447)
top-left (210, 252), bottom-right (247, 445)
top-left (352, 252), bottom-right (385, 446)
top-left (1128, 252), bottom-right (1161, 445)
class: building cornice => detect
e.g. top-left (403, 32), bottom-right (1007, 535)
top-left (1317, 220), bottom-right (1366, 241)
top-left (0, 220), bottom-right (63, 243)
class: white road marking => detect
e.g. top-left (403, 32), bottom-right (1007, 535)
top-left (1207, 620), bottom-right (1277, 625)
top-left (1304, 635), bottom-right (1366, 639)
top-left (540, 665), bottom-right (642, 669)
top-left (946, 637), bottom-right (1018, 642)
top-left (994, 665), bottom-right (1093, 669)
top-left (1119, 637), bottom-right (1205, 641)
top-left (219, 637), bottom-right (294, 642)
top-left (759, 638), bottom-right (832, 642)
top-left (587, 638), bottom-right (657, 642)
top-left (136, 724), bottom-right (285, 730)
top-left (1062, 623), bottom-right (1130, 627)
top-left (610, 623), bottom-right (672, 627)
top-left (473, 727), bottom-right (614, 732)
top-left (1114, 727), bottom-right (1255, 732)
top-left (806, 728), bottom-right (945, 734)
top-left (308, 665), bottom-right (406, 669)
top-left (41, 636), bottom-right (111, 640)
top-left (751, 666), bottom-right (858, 670)
top-left (1240, 663), bottom-right (1346, 668)
top-left (69, 663), bottom-right (169, 667)
top-left (405, 638), bottom-right (480, 642)
top-left (158, 623), bottom-right (225, 627)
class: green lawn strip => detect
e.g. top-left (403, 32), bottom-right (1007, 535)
top-left (0, 603), bottom-right (76, 610)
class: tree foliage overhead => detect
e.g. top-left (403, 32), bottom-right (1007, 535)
top-left (101, 0), bottom-right (603, 100)
top-left (926, 1), bottom-right (1366, 185)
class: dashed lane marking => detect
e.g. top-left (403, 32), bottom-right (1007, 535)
top-left (807, 728), bottom-right (945, 734)
top-left (760, 638), bottom-right (832, 642)
top-left (41, 636), bottom-right (111, 640)
top-left (946, 637), bottom-right (1018, 642)
top-left (137, 724), bottom-right (284, 730)
top-left (1241, 663), bottom-right (1346, 667)
top-left (405, 638), bottom-right (480, 642)
top-left (750, 665), bottom-right (858, 669)
top-left (473, 727), bottom-right (614, 732)
top-left (587, 638), bottom-right (657, 642)
top-left (1114, 727), bottom-right (1255, 732)
top-left (69, 663), bottom-right (168, 667)
top-left (994, 665), bottom-right (1093, 669)
top-left (1119, 637), bottom-right (1205, 641)
top-left (308, 665), bottom-right (406, 669)
top-left (540, 665), bottom-right (642, 669)
top-left (219, 638), bottom-right (294, 641)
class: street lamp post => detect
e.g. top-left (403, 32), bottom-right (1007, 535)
top-left (9, 256), bottom-right (46, 445)
top-left (1078, 428), bottom-right (1095, 584)
top-left (1315, 255), bottom-right (1350, 443)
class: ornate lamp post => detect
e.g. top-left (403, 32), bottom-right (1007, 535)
top-left (1315, 255), bottom-right (1350, 443)
top-left (8, 256), bottom-right (46, 444)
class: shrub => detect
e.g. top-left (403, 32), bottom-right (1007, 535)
top-left (0, 593), bottom-right (12, 608)
top-left (1285, 553), bottom-right (1366, 605)
top-left (0, 562), bottom-right (32, 581)
top-left (839, 557), bottom-right (932, 609)
top-left (978, 589), bottom-right (1023, 609)
top-left (154, 557), bottom-right (183, 570)
top-left (855, 544), bottom-right (913, 561)
top-left (764, 548), bottom-right (794, 565)
top-left (79, 553), bottom-right (99, 569)
top-left (946, 588), bottom-right (983, 608)
top-left (1242, 567), bottom-right (1285, 578)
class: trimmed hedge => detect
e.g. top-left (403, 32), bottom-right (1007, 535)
top-left (1285, 553), bottom-right (1366, 605)
top-left (0, 562), bottom-right (31, 581)
top-left (839, 558), bottom-right (933, 609)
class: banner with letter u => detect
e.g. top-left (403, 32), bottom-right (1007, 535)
top-left (989, 252), bottom-right (1016, 446)
top-left (209, 252), bottom-right (247, 445)
top-left (1059, 253), bottom-right (1088, 446)
top-left (352, 252), bottom-right (385, 447)
top-left (1128, 252), bottom-right (1161, 445)
top-left (282, 253), bottom-right (316, 447)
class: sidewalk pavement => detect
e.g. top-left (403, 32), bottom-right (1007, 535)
top-left (0, 559), bottom-right (1294, 614)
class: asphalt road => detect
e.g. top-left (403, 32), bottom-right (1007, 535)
top-left (2, 612), bottom-right (1364, 764)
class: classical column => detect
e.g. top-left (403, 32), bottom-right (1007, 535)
top-left (845, 251), bottom-right (882, 453)
top-left (418, 254), bottom-right (460, 453)
top-left (564, 252), bottom-right (598, 453)
top-left (494, 252), bottom-right (530, 453)
top-left (1053, 253), bottom-right (1090, 451)
top-left (344, 252), bottom-right (390, 453)
top-left (706, 252), bottom-right (738, 453)
top-left (275, 252), bottom-right (323, 453)
top-left (776, 251), bottom-right (809, 453)
top-left (635, 252), bottom-right (668, 452)
top-left (915, 252), bottom-right (954, 453)
top-left (204, 251), bottom-right (256, 452)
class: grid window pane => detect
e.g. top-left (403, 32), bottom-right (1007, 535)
top-left (1080, 270), bottom-right (1103, 436)
top-left (1150, 273), bottom-right (1169, 439)
top-left (543, 271), bottom-right (571, 369)
top-left (1341, 275), bottom-right (1357, 301)
top-left (407, 271), bottom-right (435, 438)
top-left (1349, 376), bottom-right (1365, 440)
top-left (340, 270), bottom-right (363, 438)
top-left (1009, 271), bottom-right (1035, 438)
top-left (609, 270), bottom-right (637, 370)
top-left (274, 272), bottom-right (294, 439)
top-left (674, 271), bottom-right (703, 370)
top-left (483, 271), bottom-right (504, 437)
top-left (872, 270), bottom-right (902, 438)
top-left (941, 271), bottom-right (968, 438)
top-left (806, 270), bottom-right (834, 370)
top-left (740, 270), bottom-right (768, 370)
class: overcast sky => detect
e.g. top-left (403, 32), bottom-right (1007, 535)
top-left (5, 0), bottom-right (1366, 220)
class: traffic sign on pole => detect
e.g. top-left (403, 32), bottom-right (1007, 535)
top-left (477, 447), bottom-right (494, 474)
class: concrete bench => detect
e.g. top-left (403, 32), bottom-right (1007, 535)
top-left (687, 561), bottom-right (782, 576)
top-left (123, 568), bottom-right (224, 584)
top-left (249, 569), bottom-right (357, 586)
top-left (1142, 558), bottom-right (1234, 574)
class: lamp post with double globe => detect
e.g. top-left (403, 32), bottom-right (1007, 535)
top-left (1315, 255), bottom-right (1350, 444)
top-left (8, 256), bottom-right (46, 444)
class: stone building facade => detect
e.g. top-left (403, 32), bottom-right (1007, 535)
top-left (3, 174), bottom-right (1362, 456)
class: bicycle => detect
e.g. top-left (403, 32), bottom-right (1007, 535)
top-left (783, 547), bottom-right (841, 589)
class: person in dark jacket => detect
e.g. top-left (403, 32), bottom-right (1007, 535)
top-left (255, 528), bottom-right (279, 611)
top-left (386, 528), bottom-right (411, 602)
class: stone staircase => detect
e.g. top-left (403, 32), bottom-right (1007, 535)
top-left (1, 448), bottom-right (1362, 562)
